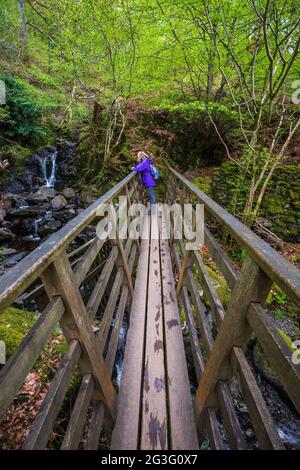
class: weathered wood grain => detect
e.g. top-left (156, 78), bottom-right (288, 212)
top-left (193, 250), bottom-right (226, 328)
top-left (194, 257), bottom-right (272, 426)
top-left (141, 212), bottom-right (168, 450)
top-left (41, 252), bottom-right (117, 420)
top-left (159, 208), bottom-right (198, 450)
top-left (204, 227), bottom-right (238, 290)
top-left (23, 340), bottom-right (81, 449)
top-left (111, 217), bottom-right (150, 450)
top-left (216, 381), bottom-right (246, 449)
top-left (61, 373), bottom-right (94, 450)
top-left (85, 244), bottom-right (138, 450)
top-left (232, 347), bottom-right (284, 449)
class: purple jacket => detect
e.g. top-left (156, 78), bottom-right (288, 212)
top-left (132, 157), bottom-right (156, 187)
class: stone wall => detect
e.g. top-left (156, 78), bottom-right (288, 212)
top-left (212, 162), bottom-right (300, 242)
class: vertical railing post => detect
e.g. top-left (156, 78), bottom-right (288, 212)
top-left (194, 257), bottom-right (272, 427)
top-left (41, 251), bottom-right (117, 421)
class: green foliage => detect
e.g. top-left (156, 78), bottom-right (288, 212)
top-left (274, 309), bottom-right (286, 320)
top-left (273, 292), bottom-right (288, 306)
top-left (157, 101), bottom-right (238, 123)
top-left (193, 176), bottom-right (212, 196)
top-left (228, 247), bottom-right (247, 263)
top-left (0, 72), bottom-right (44, 142)
top-left (0, 307), bottom-right (37, 359)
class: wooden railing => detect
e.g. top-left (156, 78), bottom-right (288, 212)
top-left (0, 172), bottom-right (144, 449)
top-left (167, 167), bottom-right (300, 450)
top-left (0, 165), bottom-right (299, 450)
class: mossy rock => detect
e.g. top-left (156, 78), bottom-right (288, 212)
top-left (0, 307), bottom-right (37, 359)
top-left (212, 162), bottom-right (300, 241)
top-left (253, 342), bottom-right (281, 389)
top-left (204, 265), bottom-right (231, 309)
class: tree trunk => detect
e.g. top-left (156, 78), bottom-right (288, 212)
top-left (206, 53), bottom-right (214, 102)
top-left (18, 0), bottom-right (28, 55)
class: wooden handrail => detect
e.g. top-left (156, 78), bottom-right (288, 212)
top-left (169, 167), bottom-right (300, 306)
top-left (0, 174), bottom-right (142, 448)
top-left (0, 172), bottom-right (135, 312)
top-left (169, 171), bottom-right (300, 450)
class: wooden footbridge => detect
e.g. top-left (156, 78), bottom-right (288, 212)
top-left (0, 168), bottom-right (299, 450)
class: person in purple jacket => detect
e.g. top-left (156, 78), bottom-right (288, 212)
top-left (131, 151), bottom-right (157, 213)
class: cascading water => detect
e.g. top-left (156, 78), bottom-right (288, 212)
top-left (113, 318), bottom-right (129, 387)
top-left (39, 151), bottom-right (57, 187)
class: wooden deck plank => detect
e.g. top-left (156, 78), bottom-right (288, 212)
top-left (111, 216), bottom-right (150, 450)
top-left (85, 244), bottom-right (138, 450)
top-left (141, 211), bottom-right (168, 450)
top-left (159, 207), bottom-right (199, 450)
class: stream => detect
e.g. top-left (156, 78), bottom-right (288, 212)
top-left (0, 141), bottom-right (84, 272)
top-left (38, 150), bottom-right (58, 188)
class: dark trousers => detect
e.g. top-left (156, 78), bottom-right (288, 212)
top-left (146, 186), bottom-right (156, 213)
top-left (146, 186), bottom-right (156, 205)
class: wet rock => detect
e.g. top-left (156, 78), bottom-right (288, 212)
top-left (42, 203), bottom-right (51, 211)
top-left (0, 209), bottom-right (6, 224)
top-left (51, 195), bottom-right (67, 210)
top-left (33, 187), bottom-right (56, 201)
top-left (52, 210), bottom-right (74, 222)
top-left (1, 221), bottom-right (12, 229)
top-left (0, 199), bottom-right (6, 223)
top-left (10, 235), bottom-right (40, 251)
top-left (81, 192), bottom-right (97, 205)
top-left (32, 176), bottom-right (45, 187)
top-left (38, 220), bottom-right (62, 237)
top-left (0, 228), bottom-right (14, 241)
top-left (253, 341), bottom-right (282, 390)
top-left (45, 145), bottom-right (57, 153)
top-left (7, 207), bottom-right (43, 218)
top-left (3, 251), bottom-right (29, 268)
top-left (62, 187), bottom-right (76, 199)
top-left (10, 219), bottom-right (37, 235)
top-left (2, 248), bottom-right (17, 256)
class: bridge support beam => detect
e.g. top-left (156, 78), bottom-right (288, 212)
top-left (41, 251), bottom-right (117, 421)
top-left (194, 256), bottom-right (272, 427)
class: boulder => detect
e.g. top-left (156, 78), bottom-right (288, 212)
top-left (38, 220), bottom-right (62, 237)
top-left (10, 218), bottom-right (37, 235)
top-left (7, 207), bottom-right (42, 218)
top-left (11, 235), bottom-right (40, 251)
top-left (2, 248), bottom-right (17, 256)
top-left (62, 187), bottom-right (76, 199)
top-left (0, 228), bottom-right (14, 242)
top-left (3, 251), bottom-right (29, 268)
top-left (0, 208), bottom-right (6, 224)
top-left (252, 341), bottom-right (282, 390)
top-left (51, 195), bottom-right (67, 210)
top-left (53, 210), bottom-right (74, 221)
top-left (81, 191), bottom-right (97, 205)
top-left (32, 187), bottom-right (56, 201)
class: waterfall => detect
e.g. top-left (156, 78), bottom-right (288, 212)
top-left (39, 151), bottom-right (57, 187)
